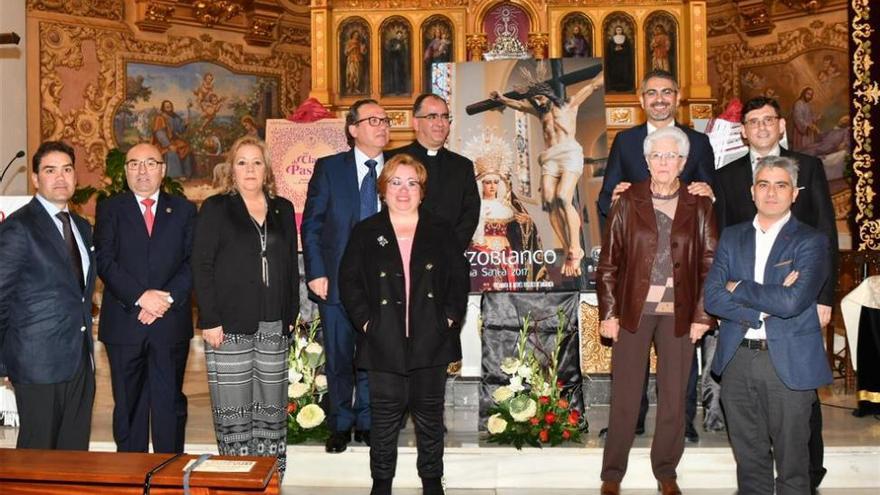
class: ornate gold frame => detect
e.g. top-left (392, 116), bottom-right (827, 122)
top-left (851, 0), bottom-right (878, 249)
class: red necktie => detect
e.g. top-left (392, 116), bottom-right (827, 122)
top-left (142, 198), bottom-right (155, 236)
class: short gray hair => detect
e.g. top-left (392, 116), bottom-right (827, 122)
top-left (753, 155), bottom-right (799, 186)
top-left (643, 125), bottom-right (690, 158)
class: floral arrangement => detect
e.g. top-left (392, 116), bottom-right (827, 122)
top-left (486, 312), bottom-right (584, 448)
top-left (287, 317), bottom-right (330, 444)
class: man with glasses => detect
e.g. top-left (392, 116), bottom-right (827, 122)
top-left (597, 69), bottom-right (715, 443)
top-left (388, 94), bottom-right (480, 253)
top-left (0, 141), bottom-right (97, 450)
top-left (303, 99), bottom-right (390, 453)
top-left (713, 96), bottom-right (837, 490)
top-left (94, 142), bottom-right (196, 453)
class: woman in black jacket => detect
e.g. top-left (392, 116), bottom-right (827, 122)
top-left (339, 154), bottom-right (468, 495)
top-left (192, 136), bottom-right (299, 475)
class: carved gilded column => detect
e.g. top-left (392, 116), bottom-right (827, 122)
top-left (684, 1), bottom-right (713, 120)
top-left (466, 33), bottom-right (487, 62)
top-left (309, 0), bottom-right (331, 104)
top-left (528, 32), bottom-right (549, 60)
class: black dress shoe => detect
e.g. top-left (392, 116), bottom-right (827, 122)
top-left (325, 431), bottom-right (350, 453)
top-left (635, 423), bottom-right (646, 435)
top-left (354, 429), bottom-right (371, 446)
top-left (685, 424), bottom-right (699, 443)
top-left (422, 476), bottom-right (444, 495)
top-left (371, 477), bottom-right (393, 495)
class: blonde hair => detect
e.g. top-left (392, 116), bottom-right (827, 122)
top-left (377, 153), bottom-right (428, 201)
top-left (220, 136), bottom-right (277, 198)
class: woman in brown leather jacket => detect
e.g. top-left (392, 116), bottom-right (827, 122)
top-left (597, 126), bottom-right (718, 495)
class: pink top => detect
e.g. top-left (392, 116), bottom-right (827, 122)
top-left (397, 236), bottom-right (414, 337)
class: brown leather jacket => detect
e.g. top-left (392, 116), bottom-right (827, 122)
top-left (597, 180), bottom-right (718, 337)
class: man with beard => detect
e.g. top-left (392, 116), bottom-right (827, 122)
top-left (490, 71), bottom-right (605, 277)
top-left (387, 94), bottom-right (480, 253)
top-left (152, 100), bottom-right (194, 179)
top-left (792, 87), bottom-right (821, 151)
top-left (597, 69), bottom-right (715, 443)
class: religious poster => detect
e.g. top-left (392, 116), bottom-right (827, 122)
top-left (265, 119), bottom-right (349, 248)
top-left (603, 13), bottom-right (636, 93)
top-left (439, 57), bottom-right (607, 293)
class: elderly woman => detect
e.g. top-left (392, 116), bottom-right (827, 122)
top-left (192, 136), bottom-right (299, 475)
top-left (597, 126), bottom-right (717, 495)
top-left (339, 154), bottom-right (468, 495)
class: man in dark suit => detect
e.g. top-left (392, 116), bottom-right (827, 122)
top-left (705, 156), bottom-right (832, 494)
top-left (597, 69), bottom-right (714, 442)
top-left (387, 93), bottom-right (480, 253)
top-left (714, 96), bottom-right (837, 489)
top-left (302, 99), bottom-right (390, 453)
top-left (0, 140), bottom-right (97, 450)
top-left (94, 142), bottom-right (196, 453)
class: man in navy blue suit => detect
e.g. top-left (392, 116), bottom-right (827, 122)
top-left (597, 69), bottom-right (715, 442)
top-left (302, 99), bottom-right (390, 453)
top-left (94, 142), bottom-right (196, 453)
top-left (705, 156), bottom-right (832, 494)
top-left (0, 140), bottom-right (97, 450)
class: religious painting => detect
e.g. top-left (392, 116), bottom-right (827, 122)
top-left (603, 13), bottom-right (636, 93)
top-left (422, 16), bottom-right (454, 93)
top-left (482, 2), bottom-right (530, 59)
top-left (339, 18), bottom-right (371, 97)
top-left (439, 57), bottom-right (607, 292)
top-left (381, 17), bottom-right (412, 96)
top-left (738, 48), bottom-right (849, 180)
top-left (113, 61), bottom-right (279, 194)
top-left (644, 12), bottom-right (677, 78)
top-left (561, 13), bottom-right (593, 58)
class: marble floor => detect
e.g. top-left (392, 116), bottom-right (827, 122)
top-left (2, 333), bottom-right (879, 494)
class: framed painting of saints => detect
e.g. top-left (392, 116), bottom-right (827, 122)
top-left (422, 16), bottom-right (454, 93)
top-left (381, 17), bottom-right (412, 96)
top-left (602, 13), bottom-right (636, 93)
top-left (339, 18), bottom-right (371, 97)
top-left (644, 12), bottom-right (677, 79)
top-left (561, 13), bottom-right (593, 58)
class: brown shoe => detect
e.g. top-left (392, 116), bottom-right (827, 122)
top-left (657, 479), bottom-right (682, 495)
top-left (600, 480), bottom-right (621, 495)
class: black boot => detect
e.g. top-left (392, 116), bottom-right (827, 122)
top-left (371, 478), bottom-right (393, 495)
top-left (422, 477), bottom-right (444, 495)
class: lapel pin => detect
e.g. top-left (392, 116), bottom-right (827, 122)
top-left (166, 207), bottom-right (172, 213)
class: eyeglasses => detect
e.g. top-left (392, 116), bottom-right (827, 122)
top-left (125, 159), bottom-right (164, 171)
top-left (744, 115), bottom-right (780, 128)
top-left (647, 152), bottom-right (684, 162)
top-left (642, 88), bottom-right (678, 98)
top-left (354, 116), bottom-right (392, 127)
top-left (415, 113), bottom-right (453, 123)
top-left (388, 178), bottom-right (421, 189)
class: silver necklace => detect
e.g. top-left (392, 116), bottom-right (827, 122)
top-left (250, 216), bottom-right (269, 286)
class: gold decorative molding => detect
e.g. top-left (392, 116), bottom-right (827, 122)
top-left (527, 32), bottom-right (550, 59)
top-left (607, 107), bottom-right (635, 126)
top-left (466, 33), bottom-right (487, 62)
top-left (579, 302), bottom-right (657, 375)
top-left (851, 0), bottom-right (878, 249)
top-left (689, 103), bottom-right (713, 120)
top-left (27, 0), bottom-right (123, 21)
top-left (192, 0), bottom-right (245, 27)
top-left (36, 21), bottom-right (309, 172)
top-left (279, 25), bottom-right (311, 46)
top-left (136, 2), bottom-right (175, 33)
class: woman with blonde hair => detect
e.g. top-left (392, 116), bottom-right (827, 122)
top-left (193, 136), bottom-right (299, 475)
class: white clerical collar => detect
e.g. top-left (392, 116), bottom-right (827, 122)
top-left (426, 148), bottom-right (439, 156)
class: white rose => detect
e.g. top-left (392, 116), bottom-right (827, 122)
top-left (492, 386), bottom-right (514, 403)
top-left (288, 369), bottom-right (303, 384)
top-left (296, 404), bottom-right (326, 429)
top-left (288, 381), bottom-right (310, 399)
top-left (305, 342), bottom-right (323, 355)
top-left (500, 357), bottom-right (521, 375)
top-left (314, 374), bottom-right (328, 392)
top-left (516, 365), bottom-right (532, 379)
top-left (508, 375), bottom-right (525, 393)
top-left (487, 413), bottom-right (508, 434)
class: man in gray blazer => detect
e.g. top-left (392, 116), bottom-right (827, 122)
top-left (0, 141), bottom-right (97, 449)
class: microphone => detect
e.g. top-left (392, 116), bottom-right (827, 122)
top-left (0, 150), bottom-right (26, 184)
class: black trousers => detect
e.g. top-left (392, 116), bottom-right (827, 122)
top-left (13, 342), bottom-right (95, 450)
top-left (368, 366), bottom-right (447, 481)
top-left (105, 339), bottom-right (190, 453)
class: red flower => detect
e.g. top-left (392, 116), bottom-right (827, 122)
top-left (556, 379), bottom-right (564, 389)
top-left (539, 430), bottom-right (549, 443)
top-left (562, 430), bottom-right (571, 440)
top-left (544, 412), bottom-right (557, 424)
top-left (287, 403), bottom-right (297, 414)
top-left (557, 398), bottom-right (569, 409)
top-left (568, 412), bottom-right (579, 425)
top-left (538, 396), bottom-right (550, 405)
top-left (529, 417), bottom-right (540, 426)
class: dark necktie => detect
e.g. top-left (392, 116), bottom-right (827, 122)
top-left (56, 211), bottom-right (85, 291)
top-left (359, 159), bottom-right (378, 220)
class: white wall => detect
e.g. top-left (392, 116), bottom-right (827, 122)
top-left (0, 0), bottom-right (28, 195)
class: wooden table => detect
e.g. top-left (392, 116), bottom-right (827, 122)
top-left (0, 449), bottom-right (279, 494)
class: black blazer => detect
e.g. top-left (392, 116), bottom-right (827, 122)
top-left (192, 193), bottom-right (300, 335)
top-left (338, 209), bottom-right (469, 374)
top-left (387, 141), bottom-right (480, 252)
top-left (95, 191), bottom-right (196, 345)
top-left (713, 148), bottom-right (838, 305)
top-left (598, 122), bottom-right (715, 218)
top-left (0, 198), bottom-right (97, 384)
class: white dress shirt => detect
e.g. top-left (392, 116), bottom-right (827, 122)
top-left (34, 193), bottom-right (90, 287)
top-left (745, 211), bottom-right (792, 340)
top-left (749, 144), bottom-right (782, 172)
top-left (354, 146), bottom-right (384, 211)
top-left (134, 190), bottom-right (160, 216)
